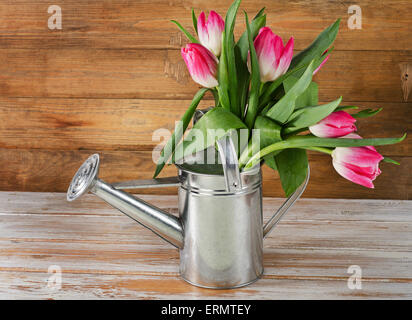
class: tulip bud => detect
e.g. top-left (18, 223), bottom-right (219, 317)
top-left (309, 111), bottom-right (357, 138)
top-left (197, 11), bottom-right (225, 57)
top-left (181, 43), bottom-right (219, 88)
top-left (248, 27), bottom-right (294, 83)
top-left (332, 133), bottom-right (383, 188)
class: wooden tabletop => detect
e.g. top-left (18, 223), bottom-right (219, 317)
top-left (0, 191), bottom-right (411, 299)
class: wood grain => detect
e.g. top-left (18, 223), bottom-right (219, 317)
top-left (1, 0), bottom-right (411, 51)
top-left (0, 98), bottom-right (409, 154)
top-left (0, 49), bottom-right (410, 102)
top-left (0, 149), bottom-right (409, 199)
top-left (0, 0), bottom-right (410, 199)
top-left (0, 192), bottom-right (411, 299)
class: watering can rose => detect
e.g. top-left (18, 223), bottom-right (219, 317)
top-left (309, 111), bottom-right (357, 138)
top-left (248, 27), bottom-right (294, 83)
top-left (181, 43), bottom-right (219, 88)
top-left (198, 11), bottom-right (225, 57)
top-left (332, 133), bottom-right (383, 188)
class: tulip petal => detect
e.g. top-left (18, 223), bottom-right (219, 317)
top-left (197, 11), bottom-right (224, 57)
top-left (181, 43), bottom-right (219, 88)
top-left (333, 147), bottom-right (383, 167)
top-left (309, 111), bottom-right (357, 138)
top-left (332, 160), bottom-right (375, 188)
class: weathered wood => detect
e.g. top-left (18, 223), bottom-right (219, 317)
top-left (0, 98), bottom-right (408, 154)
top-left (0, 192), bottom-right (411, 299)
top-left (1, 0), bottom-right (411, 51)
top-left (0, 49), bottom-right (409, 102)
top-left (0, 149), bottom-right (410, 199)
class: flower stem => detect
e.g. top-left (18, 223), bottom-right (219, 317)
top-left (305, 146), bottom-right (333, 155)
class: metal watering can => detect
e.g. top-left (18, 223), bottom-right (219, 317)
top-left (67, 112), bottom-right (309, 289)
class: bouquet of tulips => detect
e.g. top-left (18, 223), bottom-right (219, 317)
top-left (154, 0), bottom-right (405, 196)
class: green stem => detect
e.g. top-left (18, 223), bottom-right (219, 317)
top-left (305, 146), bottom-right (333, 155)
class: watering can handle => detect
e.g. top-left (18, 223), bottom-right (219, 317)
top-left (263, 165), bottom-right (310, 239)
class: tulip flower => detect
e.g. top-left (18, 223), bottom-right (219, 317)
top-left (313, 50), bottom-right (330, 76)
top-left (248, 27), bottom-right (294, 83)
top-left (332, 133), bottom-right (383, 188)
top-left (197, 11), bottom-right (225, 57)
top-left (181, 43), bottom-right (219, 88)
top-left (309, 111), bottom-right (357, 138)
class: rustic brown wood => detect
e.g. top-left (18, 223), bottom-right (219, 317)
top-left (0, 149), bottom-right (410, 199)
top-left (0, 49), bottom-right (409, 102)
top-left (0, 0), bottom-right (410, 199)
top-left (0, 192), bottom-right (411, 299)
top-left (0, 98), bottom-right (408, 154)
top-left (400, 63), bottom-right (411, 101)
top-left (1, 0), bottom-right (411, 51)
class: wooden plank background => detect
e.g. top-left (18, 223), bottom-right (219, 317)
top-left (0, 0), bottom-right (410, 199)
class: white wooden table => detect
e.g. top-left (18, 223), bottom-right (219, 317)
top-left (0, 192), bottom-right (411, 299)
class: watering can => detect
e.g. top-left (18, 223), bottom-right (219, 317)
top-left (67, 111), bottom-right (309, 289)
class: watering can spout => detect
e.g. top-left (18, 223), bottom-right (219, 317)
top-left (66, 154), bottom-right (184, 248)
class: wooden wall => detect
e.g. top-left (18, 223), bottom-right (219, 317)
top-left (0, 0), bottom-right (410, 199)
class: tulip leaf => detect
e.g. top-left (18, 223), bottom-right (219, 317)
top-left (170, 20), bottom-right (199, 43)
top-left (241, 134), bottom-right (407, 169)
top-left (244, 12), bottom-right (261, 129)
top-left (289, 19), bottom-right (340, 75)
top-left (240, 115), bottom-right (282, 165)
top-left (153, 88), bottom-right (208, 178)
top-left (235, 14), bottom-right (266, 116)
top-left (336, 105), bottom-right (359, 111)
top-left (284, 97), bottom-right (343, 134)
top-left (383, 157), bottom-right (400, 165)
top-left (191, 9), bottom-right (198, 35)
top-left (275, 149), bottom-right (308, 197)
top-left (222, 0), bottom-right (242, 117)
top-left (265, 60), bottom-right (316, 123)
top-left (283, 75), bottom-right (319, 109)
top-left (254, 116), bottom-right (282, 173)
top-left (352, 108), bottom-right (383, 119)
top-left (259, 52), bottom-right (329, 109)
top-left (174, 107), bottom-right (248, 161)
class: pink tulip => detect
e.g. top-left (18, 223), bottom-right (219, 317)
top-left (332, 133), bottom-right (383, 188)
top-left (197, 11), bottom-right (225, 57)
top-left (309, 111), bottom-right (357, 138)
top-left (313, 50), bottom-right (330, 76)
top-left (248, 27), bottom-right (294, 83)
top-left (181, 43), bottom-right (219, 88)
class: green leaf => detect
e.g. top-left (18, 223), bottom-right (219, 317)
top-left (383, 157), bottom-right (400, 165)
top-left (222, 0), bottom-right (242, 116)
top-left (239, 115), bottom-right (281, 166)
top-left (275, 149), bottom-right (308, 197)
top-left (253, 7), bottom-right (266, 20)
top-left (284, 97), bottom-right (342, 134)
top-left (153, 88), bottom-right (208, 177)
top-left (234, 14), bottom-right (266, 116)
top-left (289, 19), bottom-right (340, 74)
top-left (283, 76), bottom-right (318, 109)
top-left (336, 105), bottom-right (359, 111)
top-left (170, 20), bottom-right (199, 43)
top-left (174, 107), bottom-right (248, 161)
top-left (192, 9), bottom-right (198, 35)
top-left (265, 60), bottom-right (316, 123)
top-left (242, 134), bottom-right (407, 169)
top-left (244, 12), bottom-right (261, 129)
top-left (352, 108), bottom-right (383, 119)
top-left (263, 155), bottom-right (277, 171)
